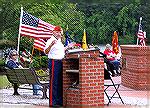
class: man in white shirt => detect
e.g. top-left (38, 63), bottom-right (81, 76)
top-left (44, 26), bottom-right (64, 107)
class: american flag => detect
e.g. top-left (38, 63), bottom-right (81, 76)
top-left (33, 38), bottom-right (46, 52)
top-left (65, 28), bottom-right (72, 46)
top-left (137, 22), bottom-right (146, 46)
top-left (20, 11), bottom-right (55, 39)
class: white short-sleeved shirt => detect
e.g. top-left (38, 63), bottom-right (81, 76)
top-left (44, 36), bottom-right (65, 59)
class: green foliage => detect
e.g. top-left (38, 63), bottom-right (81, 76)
top-left (0, 58), bottom-right (5, 66)
top-left (40, 56), bottom-right (48, 68)
top-left (29, 56), bottom-right (48, 68)
top-left (116, 4), bottom-right (139, 36)
top-left (119, 35), bottom-right (135, 44)
top-left (1, 0), bottom-right (150, 49)
top-left (0, 75), bottom-right (11, 89)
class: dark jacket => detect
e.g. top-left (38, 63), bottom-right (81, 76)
top-left (6, 60), bottom-right (20, 69)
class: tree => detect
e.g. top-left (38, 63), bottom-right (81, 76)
top-left (1, 0), bottom-right (86, 51)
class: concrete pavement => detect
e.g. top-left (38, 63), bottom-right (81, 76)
top-left (0, 76), bottom-right (150, 108)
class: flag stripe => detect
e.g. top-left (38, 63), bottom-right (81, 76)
top-left (34, 42), bottom-right (45, 48)
top-left (21, 28), bottom-right (52, 35)
top-left (34, 46), bottom-right (44, 51)
top-left (33, 38), bottom-right (46, 52)
top-left (21, 32), bottom-right (52, 38)
top-left (34, 40), bottom-right (46, 47)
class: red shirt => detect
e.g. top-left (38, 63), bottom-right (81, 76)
top-left (104, 49), bottom-right (115, 61)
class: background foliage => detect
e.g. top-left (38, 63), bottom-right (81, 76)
top-left (1, 0), bottom-right (150, 51)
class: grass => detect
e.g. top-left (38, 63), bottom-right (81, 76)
top-left (0, 58), bottom-right (5, 66)
top-left (0, 75), bottom-right (11, 89)
top-left (0, 57), bottom-right (11, 89)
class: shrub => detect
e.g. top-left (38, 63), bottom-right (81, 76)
top-left (29, 56), bottom-right (48, 68)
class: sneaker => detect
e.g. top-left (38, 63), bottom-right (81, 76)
top-left (33, 93), bottom-right (41, 96)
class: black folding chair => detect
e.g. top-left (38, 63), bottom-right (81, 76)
top-left (100, 52), bottom-right (124, 105)
top-left (104, 69), bottom-right (124, 105)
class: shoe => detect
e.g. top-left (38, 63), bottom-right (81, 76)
top-left (112, 74), bottom-right (115, 77)
top-left (13, 92), bottom-right (20, 95)
top-left (33, 93), bottom-right (41, 96)
top-left (117, 73), bottom-right (121, 76)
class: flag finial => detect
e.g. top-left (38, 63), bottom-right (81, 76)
top-left (66, 25), bottom-right (68, 30)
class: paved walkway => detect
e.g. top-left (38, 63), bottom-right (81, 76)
top-left (104, 76), bottom-right (150, 108)
top-left (0, 76), bottom-right (150, 108)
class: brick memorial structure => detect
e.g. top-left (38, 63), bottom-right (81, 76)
top-left (63, 49), bottom-right (104, 107)
top-left (121, 45), bottom-right (150, 90)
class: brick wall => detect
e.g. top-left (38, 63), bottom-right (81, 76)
top-left (63, 49), bottom-right (104, 107)
top-left (121, 45), bottom-right (150, 90)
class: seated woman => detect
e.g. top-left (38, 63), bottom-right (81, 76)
top-left (6, 49), bottom-right (40, 95)
top-left (103, 44), bottom-right (120, 76)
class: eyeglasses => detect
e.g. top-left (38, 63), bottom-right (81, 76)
top-left (12, 54), bottom-right (18, 56)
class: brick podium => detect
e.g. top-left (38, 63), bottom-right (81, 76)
top-left (121, 45), bottom-right (150, 90)
top-left (63, 49), bottom-right (104, 107)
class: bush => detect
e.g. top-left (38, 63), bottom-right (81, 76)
top-left (29, 56), bottom-right (48, 68)
top-left (119, 35), bottom-right (135, 44)
top-left (0, 58), bottom-right (5, 66)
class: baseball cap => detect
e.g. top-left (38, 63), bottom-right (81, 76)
top-left (53, 26), bottom-right (61, 31)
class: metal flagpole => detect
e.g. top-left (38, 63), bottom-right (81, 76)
top-left (17, 7), bottom-right (23, 54)
top-left (136, 17), bottom-right (142, 45)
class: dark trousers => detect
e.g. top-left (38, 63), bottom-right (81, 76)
top-left (48, 59), bottom-right (63, 106)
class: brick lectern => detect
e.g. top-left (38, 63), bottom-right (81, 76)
top-left (63, 49), bottom-right (104, 107)
top-left (121, 45), bottom-right (150, 90)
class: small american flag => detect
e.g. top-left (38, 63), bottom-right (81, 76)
top-left (137, 18), bottom-right (146, 46)
top-left (20, 11), bottom-right (55, 39)
top-left (33, 38), bottom-right (46, 52)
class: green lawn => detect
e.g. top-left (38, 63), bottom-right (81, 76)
top-left (0, 57), bottom-right (11, 88)
top-left (0, 75), bottom-right (11, 89)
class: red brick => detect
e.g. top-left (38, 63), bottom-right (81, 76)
top-left (121, 45), bottom-right (150, 90)
top-left (63, 49), bottom-right (104, 107)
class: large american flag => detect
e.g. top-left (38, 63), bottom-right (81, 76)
top-left (137, 23), bottom-right (145, 46)
top-left (20, 11), bottom-right (55, 39)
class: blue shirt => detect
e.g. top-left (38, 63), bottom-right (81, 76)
top-left (6, 60), bottom-right (20, 69)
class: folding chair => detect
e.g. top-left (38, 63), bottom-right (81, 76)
top-left (104, 64), bottom-right (124, 105)
top-left (99, 52), bottom-right (124, 105)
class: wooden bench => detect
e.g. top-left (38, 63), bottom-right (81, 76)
top-left (5, 68), bottom-right (49, 99)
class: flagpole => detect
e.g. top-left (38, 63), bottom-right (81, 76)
top-left (137, 17), bottom-right (142, 45)
top-left (31, 47), bottom-right (35, 57)
top-left (17, 7), bottom-right (23, 54)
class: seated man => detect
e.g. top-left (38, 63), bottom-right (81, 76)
top-left (6, 49), bottom-right (40, 95)
top-left (103, 44), bottom-right (120, 76)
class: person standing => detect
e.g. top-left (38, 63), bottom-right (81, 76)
top-left (44, 26), bottom-right (65, 107)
